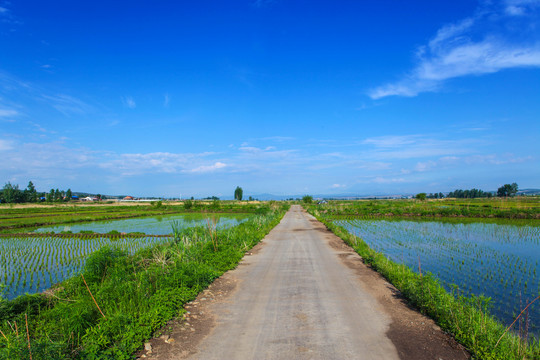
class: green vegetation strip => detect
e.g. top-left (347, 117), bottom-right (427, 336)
top-left (308, 208), bottom-right (540, 360)
top-left (0, 204), bottom-right (288, 359)
top-left (0, 202), bottom-right (269, 234)
top-left (316, 197), bottom-right (540, 219)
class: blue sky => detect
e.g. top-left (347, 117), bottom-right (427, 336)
top-left (1, 0), bottom-right (539, 198)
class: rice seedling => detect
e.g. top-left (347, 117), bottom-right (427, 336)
top-left (332, 218), bottom-right (540, 337)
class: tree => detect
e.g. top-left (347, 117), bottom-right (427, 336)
top-left (54, 189), bottom-right (62, 202)
top-left (25, 181), bottom-right (38, 202)
top-left (47, 189), bottom-right (54, 202)
top-left (2, 182), bottom-right (21, 203)
top-left (234, 186), bottom-right (243, 201)
top-left (65, 189), bottom-right (72, 201)
top-left (497, 183), bottom-right (518, 197)
top-left (415, 193), bottom-right (427, 201)
top-left (302, 195), bottom-right (313, 204)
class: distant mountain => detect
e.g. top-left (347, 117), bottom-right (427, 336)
top-left (517, 188), bottom-right (540, 195)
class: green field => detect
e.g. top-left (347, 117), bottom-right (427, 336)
top-left (316, 197), bottom-right (540, 219)
top-left (308, 197), bottom-right (540, 359)
top-left (0, 202), bottom-right (289, 359)
top-left (0, 201), bottom-right (266, 234)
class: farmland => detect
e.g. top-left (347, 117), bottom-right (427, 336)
top-left (0, 201), bottom-right (261, 234)
top-left (0, 203), bottom-right (258, 300)
top-left (317, 197), bottom-right (540, 219)
top-left (333, 218), bottom-right (540, 336)
top-left (0, 201), bottom-right (288, 359)
top-left (309, 197), bottom-right (540, 359)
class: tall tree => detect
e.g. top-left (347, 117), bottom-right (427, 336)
top-left (2, 182), bottom-right (21, 203)
top-left (25, 181), bottom-right (38, 202)
top-left (54, 188), bottom-right (62, 202)
top-left (65, 189), bottom-right (72, 201)
top-left (47, 189), bottom-right (54, 202)
top-left (234, 186), bottom-right (243, 201)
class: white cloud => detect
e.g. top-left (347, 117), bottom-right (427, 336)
top-left (362, 134), bottom-right (477, 160)
top-left (372, 177), bottom-right (406, 184)
top-left (122, 96), bottom-right (136, 109)
top-left (362, 135), bottom-right (419, 148)
top-left (331, 183), bottom-right (346, 188)
top-left (369, 1), bottom-right (540, 99)
top-left (0, 139), bottom-right (13, 151)
top-left (409, 154), bottom-right (533, 174)
top-left (0, 109), bottom-right (18, 117)
top-left (100, 151), bottom-right (216, 175)
top-left (189, 162), bottom-right (227, 174)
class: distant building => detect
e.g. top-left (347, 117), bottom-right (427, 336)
top-left (123, 196), bottom-right (135, 201)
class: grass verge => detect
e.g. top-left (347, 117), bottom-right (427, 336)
top-left (0, 204), bottom-right (288, 359)
top-left (308, 208), bottom-right (540, 360)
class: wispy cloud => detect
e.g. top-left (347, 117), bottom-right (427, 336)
top-left (100, 151), bottom-right (216, 175)
top-left (361, 134), bottom-right (478, 160)
top-left (413, 153), bottom-right (533, 173)
top-left (0, 139), bottom-right (13, 151)
top-left (372, 177), bottom-right (406, 184)
top-left (0, 108), bottom-right (18, 117)
top-left (163, 93), bottom-right (170, 108)
top-left (122, 96), bottom-right (136, 109)
top-left (42, 94), bottom-right (93, 116)
top-left (369, 0), bottom-right (540, 99)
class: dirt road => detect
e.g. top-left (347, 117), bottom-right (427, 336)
top-left (143, 205), bottom-right (468, 360)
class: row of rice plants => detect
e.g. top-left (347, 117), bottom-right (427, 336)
top-left (0, 235), bottom-right (172, 300)
top-left (315, 198), bottom-right (540, 218)
top-left (0, 206), bottom-right (288, 359)
top-left (309, 207), bottom-right (539, 359)
top-left (333, 219), bottom-right (540, 338)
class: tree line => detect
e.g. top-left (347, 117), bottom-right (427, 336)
top-left (419, 183), bottom-right (520, 200)
top-left (0, 181), bottom-right (76, 204)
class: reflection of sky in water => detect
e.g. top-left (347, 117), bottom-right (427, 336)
top-left (34, 213), bottom-right (251, 235)
top-left (335, 219), bottom-right (540, 337)
top-left (3, 214), bottom-right (252, 300)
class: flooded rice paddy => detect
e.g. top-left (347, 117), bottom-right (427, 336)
top-left (334, 218), bottom-right (540, 336)
top-left (1, 213), bottom-right (251, 300)
top-left (34, 213), bottom-right (250, 235)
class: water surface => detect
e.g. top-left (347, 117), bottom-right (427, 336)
top-left (335, 218), bottom-right (540, 336)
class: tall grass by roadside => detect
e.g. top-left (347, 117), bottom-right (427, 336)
top-left (309, 208), bottom-right (540, 360)
top-left (0, 204), bottom-right (288, 359)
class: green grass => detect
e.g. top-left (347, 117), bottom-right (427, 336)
top-left (313, 197), bottom-right (540, 219)
top-left (0, 202), bottom-right (271, 234)
top-left (309, 207), bottom-right (540, 360)
top-left (0, 203), bottom-right (289, 359)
